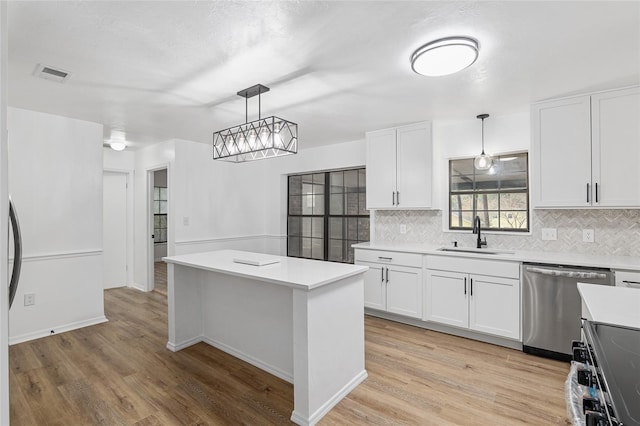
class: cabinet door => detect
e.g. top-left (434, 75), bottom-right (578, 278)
top-left (360, 262), bottom-right (386, 310)
top-left (592, 87), bottom-right (640, 207)
top-left (386, 266), bottom-right (422, 319)
top-left (396, 122), bottom-right (432, 208)
top-left (468, 275), bottom-right (520, 340)
top-left (365, 129), bottom-right (397, 209)
top-left (423, 270), bottom-right (468, 328)
top-left (531, 96), bottom-right (592, 207)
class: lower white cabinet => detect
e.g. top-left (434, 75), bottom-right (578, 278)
top-left (356, 249), bottom-right (423, 319)
top-left (424, 256), bottom-right (521, 340)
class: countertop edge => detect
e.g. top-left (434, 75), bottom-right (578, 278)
top-left (163, 254), bottom-right (369, 291)
top-left (353, 243), bottom-right (640, 271)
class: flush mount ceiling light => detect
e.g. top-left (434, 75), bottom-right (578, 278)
top-left (411, 36), bottom-right (479, 77)
top-left (474, 113), bottom-right (492, 170)
top-left (213, 84), bottom-right (298, 162)
top-left (108, 130), bottom-right (127, 151)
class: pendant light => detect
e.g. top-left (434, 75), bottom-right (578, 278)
top-left (474, 114), bottom-right (492, 170)
top-left (213, 84), bottom-right (298, 162)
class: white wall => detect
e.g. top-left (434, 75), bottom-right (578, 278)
top-left (133, 140), bottom-right (174, 290)
top-left (8, 107), bottom-right (106, 344)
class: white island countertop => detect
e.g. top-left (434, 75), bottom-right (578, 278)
top-left (163, 249), bottom-right (368, 290)
top-left (578, 283), bottom-right (640, 328)
top-left (353, 242), bottom-right (640, 271)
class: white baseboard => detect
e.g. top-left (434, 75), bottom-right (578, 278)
top-left (129, 282), bottom-right (147, 292)
top-left (9, 315), bottom-right (109, 345)
top-left (202, 336), bottom-right (293, 384)
top-left (290, 370), bottom-right (368, 426)
top-left (166, 335), bottom-right (203, 352)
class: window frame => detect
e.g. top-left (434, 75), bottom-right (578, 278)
top-left (287, 168), bottom-right (369, 264)
top-left (448, 152), bottom-right (530, 233)
top-left (153, 186), bottom-right (168, 244)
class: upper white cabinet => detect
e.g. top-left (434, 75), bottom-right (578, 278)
top-left (365, 121), bottom-right (432, 209)
top-left (532, 86), bottom-right (640, 208)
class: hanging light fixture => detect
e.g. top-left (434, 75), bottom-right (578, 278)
top-left (213, 84), bottom-right (298, 162)
top-left (108, 130), bottom-right (127, 151)
top-left (474, 114), bottom-right (492, 170)
top-left (411, 36), bottom-right (479, 77)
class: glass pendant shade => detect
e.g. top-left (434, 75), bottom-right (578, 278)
top-left (474, 152), bottom-right (492, 170)
top-left (474, 113), bottom-right (492, 170)
top-left (110, 141), bottom-right (126, 151)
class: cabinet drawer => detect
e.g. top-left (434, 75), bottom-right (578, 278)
top-left (615, 270), bottom-right (640, 289)
top-left (355, 249), bottom-right (422, 268)
top-left (425, 255), bottom-right (520, 279)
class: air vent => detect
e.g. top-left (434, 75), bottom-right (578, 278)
top-left (33, 64), bottom-right (72, 83)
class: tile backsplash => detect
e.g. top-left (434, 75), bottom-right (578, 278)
top-left (373, 209), bottom-right (640, 258)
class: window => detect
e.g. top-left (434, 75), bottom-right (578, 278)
top-left (287, 168), bottom-right (369, 263)
top-left (154, 186), bottom-right (168, 243)
top-left (449, 152), bottom-right (529, 232)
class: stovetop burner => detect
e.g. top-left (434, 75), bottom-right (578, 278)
top-left (586, 321), bottom-right (640, 426)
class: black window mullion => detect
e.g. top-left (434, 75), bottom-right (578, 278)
top-left (323, 172), bottom-right (329, 261)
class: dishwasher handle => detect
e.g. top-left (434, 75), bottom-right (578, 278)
top-left (525, 266), bottom-right (609, 280)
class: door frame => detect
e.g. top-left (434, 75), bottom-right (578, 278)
top-left (146, 165), bottom-right (171, 292)
top-left (103, 169), bottom-right (134, 288)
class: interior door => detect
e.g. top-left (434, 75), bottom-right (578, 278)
top-left (103, 172), bottom-right (128, 289)
top-left (0, 2), bottom-right (10, 423)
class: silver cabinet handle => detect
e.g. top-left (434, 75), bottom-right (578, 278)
top-left (595, 182), bottom-right (599, 203)
top-left (377, 256), bottom-right (392, 261)
top-left (464, 277), bottom-right (467, 295)
top-left (396, 191), bottom-right (399, 206)
top-left (392, 192), bottom-right (395, 205)
top-left (385, 267), bottom-right (389, 283)
top-left (470, 278), bottom-right (473, 296)
top-left (525, 266), bottom-right (608, 280)
top-left (9, 197), bottom-right (23, 309)
top-left (381, 267), bottom-right (384, 283)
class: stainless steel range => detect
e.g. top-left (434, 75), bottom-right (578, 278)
top-left (569, 320), bottom-right (640, 426)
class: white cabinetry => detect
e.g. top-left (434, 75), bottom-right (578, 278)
top-left (614, 270), bottom-right (640, 289)
top-left (355, 249), bottom-right (423, 318)
top-left (532, 86), bottom-right (640, 208)
top-left (365, 121), bottom-right (432, 209)
top-left (424, 256), bottom-right (521, 340)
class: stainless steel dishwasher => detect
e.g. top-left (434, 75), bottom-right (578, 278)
top-left (522, 263), bottom-right (614, 361)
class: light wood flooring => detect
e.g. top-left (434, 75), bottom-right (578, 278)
top-left (154, 261), bottom-right (167, 296)
top-left (9, 287), bottom-right (570, 425)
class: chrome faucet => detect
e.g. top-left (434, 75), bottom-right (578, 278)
top-left (472, 216), bottom-right (487, 249)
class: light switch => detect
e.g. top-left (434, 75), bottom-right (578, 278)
top-left (183, 217), bottom-right (190, 226)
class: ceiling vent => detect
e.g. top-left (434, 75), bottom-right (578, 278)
top-left (33, 64), bottom-right (72, 83)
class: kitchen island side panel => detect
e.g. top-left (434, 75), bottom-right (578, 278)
top-left (292, 274), bottom-right (368, 425)
top-left (200, 271), bottom-right (294, 382)
top-left (167, 264), bottom-right (204, 351)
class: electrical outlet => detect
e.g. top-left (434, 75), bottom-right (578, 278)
top-left (583, 229), bottom-right (595, 243)
top-left (24, 293), bottom-right (35, 306)
top-left (183, 216), bottom-right (190, 226)
top-left (400, 224), bottom-right (407, 234)
top-left (541, 228), bottom-right (557, 241)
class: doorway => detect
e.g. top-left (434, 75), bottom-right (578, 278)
top-left (149, 168), bottom-right (168, 295)
top-left (103, 171), bottom-right (129, 289)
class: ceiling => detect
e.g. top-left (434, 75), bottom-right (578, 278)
top-left (7, 1), bottom-right (640, 151)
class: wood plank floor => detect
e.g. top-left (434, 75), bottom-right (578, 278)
top-left (9, 288), bottom-right (570, 425)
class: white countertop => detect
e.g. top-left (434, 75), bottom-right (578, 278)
top-left (163, 249), bottom-right (368, 290)
top-left (353, 242), bottom-right (640, 271)
top-left (578, 283), bottom-right (640, 329)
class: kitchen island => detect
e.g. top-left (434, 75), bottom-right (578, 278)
top-left (163, 249), bottom-right (369, 426)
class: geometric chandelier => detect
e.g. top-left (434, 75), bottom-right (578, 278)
top-left (213, 84), bottom-right (298, 162)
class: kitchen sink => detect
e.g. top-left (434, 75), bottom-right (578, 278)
top-left (437, 247), bottom-right (515, 255)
